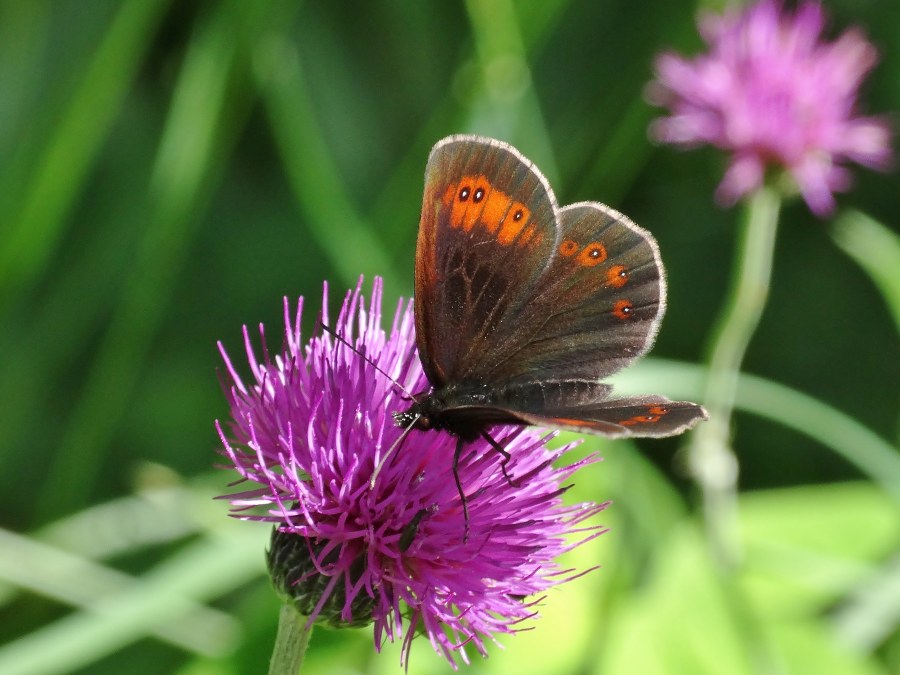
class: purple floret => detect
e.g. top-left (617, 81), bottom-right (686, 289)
top-left (216, 277), bottom-right (608, 667)
top-left (648, 0), bottom-right (891, 215)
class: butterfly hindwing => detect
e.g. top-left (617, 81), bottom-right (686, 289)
top-left (469, 201), bottom-right (666, 384)
top-left (504, 393), bottom-right (708, 438)
top-left (415, 136), bottom-right (559, 387)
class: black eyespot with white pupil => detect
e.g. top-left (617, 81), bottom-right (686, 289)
top-left (459, 186), bottom-right (471, 201)
top-left (513, 209), bottom-right (523, 221)
top-left (473, 187), bottom-right (485, 203)
top-left (589, 248), bottom-right (601, 258)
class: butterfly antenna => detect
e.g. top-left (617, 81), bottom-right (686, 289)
top-left (369, 416), bottom-right (417, 490)
top-left (319, 322), bottom-right (416, 399)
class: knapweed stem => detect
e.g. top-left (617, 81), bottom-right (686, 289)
top-left (690, 185), bottom-right (781, 569)
top-left (269, 603), bottom-right (313, 675)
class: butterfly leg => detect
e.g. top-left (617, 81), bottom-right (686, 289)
top-left (452, 436), bottom-right (470, 543)
top-left (480, 430), bottom-right (518, 487)
top-left (399, 508), bottom-right (428, 552)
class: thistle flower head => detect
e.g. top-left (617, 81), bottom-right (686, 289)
top-left (215, 277), bottom-right (607, 667)
top-left (648, 0), bottom-right (891, 216)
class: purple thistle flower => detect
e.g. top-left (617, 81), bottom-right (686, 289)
top-left (215, 277), bottom-right (608, 667)
top-left (648, 0), bottom-right (891, 216)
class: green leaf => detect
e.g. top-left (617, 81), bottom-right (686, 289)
top-left (766, 621), bottom-right (890, 675)
top-left (739, 482), bottom-right (899, 627)
top-left (597, 524), bottom-right (755, 675)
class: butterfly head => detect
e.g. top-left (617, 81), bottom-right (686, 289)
top-left (392, 407), bottom-right (431, 431)
top-left (392, 395), bottom-right (443, 433)
top-left (393, 390), bottom-right (481, 437)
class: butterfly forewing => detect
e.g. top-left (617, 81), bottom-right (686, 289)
top-left (415, 136), bottom-right (559, 387)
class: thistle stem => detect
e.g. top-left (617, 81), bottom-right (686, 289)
top-left (269, 603), bottom-right (313, 675)
top-left (690, 186), bottom-right (781, 569)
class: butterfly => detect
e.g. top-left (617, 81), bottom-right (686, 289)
top-left (392, 135), bottom-right (707, 529)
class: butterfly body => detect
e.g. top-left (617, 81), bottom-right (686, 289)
top-left (394, 384), bottom-right (509, 441)
top-left (398, 135), bottom-right (707, 445)
top-left (396, 380), bottom-right (552, 441)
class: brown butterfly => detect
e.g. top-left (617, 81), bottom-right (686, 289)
top-left (393, 135), bottom-right (707, 528)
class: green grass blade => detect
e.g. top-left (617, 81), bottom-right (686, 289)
top-left (614, 360), bottom-right (900, 504)
top-left (0, 0), bottom-right (172, 308)
top-left (35, 0), bottom-right (285, 521)
top-left (0, 524), bottom-right (264, 675)
top-left (832, 210), bottom-right (900, 331)
top-left (253, 35), bottom-right (398, 291)
top-left (0, 527), bottom-right (239, 656)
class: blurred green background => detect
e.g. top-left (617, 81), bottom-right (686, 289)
top-left (1, 0), bottom-right (898, 673)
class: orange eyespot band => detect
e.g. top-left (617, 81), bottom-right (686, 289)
top-left (576, 242), bottom-right (607, 267)
top-left (612, 299), bottom-right (633, 320)
top-left (559, 239), bottom-right (579, 256)
top-left (443, 175), bottom-right (534, 246)
top-left (619, 405), bottom-right (668, 426)
top-left (606, 265), bottom-right (628, 287)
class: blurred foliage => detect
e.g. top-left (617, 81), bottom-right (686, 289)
top-left (0, 0), bottom-right (897, 674)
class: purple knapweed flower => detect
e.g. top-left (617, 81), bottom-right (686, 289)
top-left (648, 0), bottom-right (891, 216)
top-left (215, 277), bottom-right (608, 667)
